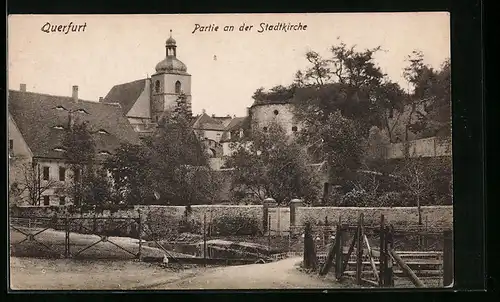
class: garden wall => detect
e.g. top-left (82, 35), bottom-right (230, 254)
top-left (9, 204), bottom-right (452, 238)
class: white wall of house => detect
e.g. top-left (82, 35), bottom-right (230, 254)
top-left (194, 129), bottom-right (224, 142)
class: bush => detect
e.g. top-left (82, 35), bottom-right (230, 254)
top-left (376, 192), bottom-right (403, 207)
top-left (211, 214), bottom-right (261, 236)
top-left (338, 188), bottom-right (376, 207)
top-left (178, 218), bottom-right (202, 234)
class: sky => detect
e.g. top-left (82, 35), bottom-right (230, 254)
top-left (8, 13), bottom-right (450, 117)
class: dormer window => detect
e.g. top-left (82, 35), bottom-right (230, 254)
top-left (98, 151), bottom-right (111, 156)
top-left (53, 125), bottom-right (65, 130)
top-left (54, 147), bottom-right (66, 152)
top-left (76, 109), bottom-right (89, 114)
top-left (97, 129), bottom-right (109, 134)
top-left (55, 106), bottom-right (67, 111)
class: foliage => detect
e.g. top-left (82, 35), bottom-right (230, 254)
top-left (61, 121), bottom-right (106, 206)
top-left (211, 214), bottom-right (261, 236)
top-left (226, 122), bottom-right (321, 205)
top-left (103, 143), bottom-right (155, 205)
top-left (178, 218), bottom-right (202, 234)
top-left (105, 106), bottom-right (221, 206)
top-left (403, 51), bottom-right (451, 139)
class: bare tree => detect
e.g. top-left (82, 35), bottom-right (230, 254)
top-left (16, 161), bottom-right (58, 206)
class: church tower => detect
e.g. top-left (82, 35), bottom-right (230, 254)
top-left (151, 30), bottom-right (192, 122)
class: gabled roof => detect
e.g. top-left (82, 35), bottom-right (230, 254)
top-left (191, 113), bottom-right (226, 131)
top-left (8, 90), bottom-right (141, 160)
top-left (102, 79), bottom-right (147, 115)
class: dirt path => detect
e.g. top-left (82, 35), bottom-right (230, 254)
top-left (147, 257), bottom-right (339, 290)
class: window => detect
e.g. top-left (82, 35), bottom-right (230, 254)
top-left (43, 196), bottom-right (50, 206)
top-left (175, 81), bottom-right (182, 94)
top-left (53, 125), bottom-right (65, 130)
top-left (76, 109), bottom-right (89, 114)
top-left (59, 196), bottom-right (66, 206)
top-left (54, 148), bottom-right (66, 152)
top-left (99, 151), bottom-right (111, 156)
top-left (55, 105), bottom-right (66, 111)
top-left (43, 167), bottom-right (50, 180)
top-left (59, 167), bottom-right (66, 181)
top-left (273, 110), bottom-right (279, 115)
top-left (292, 126), bottom-right (298, 132)
top-left (9, 139), bottom-right (13, 151)
top-left (97, 129), bottom-right (108, 134)
top-left (155, 80), bottom-right (160, 93)
top-left (74, 168), bottom-right (81, 182)
top-left (263, 127), bottom-right (268, 132)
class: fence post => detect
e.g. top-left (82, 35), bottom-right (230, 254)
top-left (379, 214), bottom-right (386, 287)
top-left (385, 225), bottom-right (394, 287)
top-left (290, 199), bottom-right (303, 235)
top-left (203, 213), bottom-right (207, 267)
top-left (263, 198), bottom-right (276, 233)
top-left (334, 224), bottom-right (343, 279)
top-left (356, 213), bottom-right (364, 285)
top-left (268, 214), bottom-right (272, 250)
top-left (443, 230), bottom-right (454, 287)
top-left (137, 209), bottom-right (142, 261)
top-left (64, 216), bottom-right (70, 258)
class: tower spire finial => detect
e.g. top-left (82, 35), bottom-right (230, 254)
top-left (170, 29), bottom-right (172, 37)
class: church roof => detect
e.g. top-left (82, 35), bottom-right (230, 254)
top-left (8, 89), bottom-right (141, 160)
top-left (191, 113), bottom-right (226, 131)
top-left (102, 79), bottom-right (148, 115)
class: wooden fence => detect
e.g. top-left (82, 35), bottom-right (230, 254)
top-left (302, 213), bottom-right (453, 288)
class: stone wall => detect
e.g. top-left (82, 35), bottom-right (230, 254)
top-left (295, 205), bottom-right (453, 230)
top-left (10, 204), bottom-right (452, 238)
top-left (10, 204), bottom-right (264, 238)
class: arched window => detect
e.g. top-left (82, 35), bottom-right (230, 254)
top-left (175, 81), bottom-right (182, 93)
top-left (292, 126), bottom-right (298, 132)
top-left (155, 80), bottom-right (161, 93)
top-left (273, 110), bottom-right (279, 115)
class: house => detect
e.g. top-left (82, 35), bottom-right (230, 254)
top-left (8, 85), bottom-right (141, 206)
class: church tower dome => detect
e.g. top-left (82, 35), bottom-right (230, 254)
top-left (155, 30), bottom-right (188, 74)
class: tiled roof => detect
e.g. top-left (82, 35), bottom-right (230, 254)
top-left (102, 79), bottom-right (147, 114)
top-left (8, 90), bottom-right (141, 160)
top-left (192, 113), bottom-right (226, 131)
top-left (220, 117), bottom-right (250, 142)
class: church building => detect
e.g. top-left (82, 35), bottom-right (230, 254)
top-left (101, 31), bottom-right (192, 138)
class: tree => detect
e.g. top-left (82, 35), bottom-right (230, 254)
top-left (61, 120), bottom-right (99, 206)
top-left (292, 39), bottom-right (406, 139)
top-left (226, 122), bottom-right (320, 205)
top-left (103, 142), bottom-right (155, 205)
top-left (147, 110), bottom-right (221, 205)
top-left (403, 51), bottom-right (451, 140)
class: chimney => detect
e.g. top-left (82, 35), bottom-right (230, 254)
top-left (20, 84), bottom-right (26, 92)
top-left (212, 114), bottom-right (216, 118)
top-left (99, 97), bottom-right (103, 102)
top-left (246, 107), bottom-right (251, 117)
top-left (72, 85), bottom-right (79, 102)
top-left (202, 109), bottom-right (206, 114)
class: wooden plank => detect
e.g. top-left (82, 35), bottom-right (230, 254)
top-left (389, 249), bottom-right (425, 288)
top-left (360, 278), bottom-right (379, 287)
top-left (343, 270), bottom-right (442, 278)
top-left (364, 234), bottom-right (379, 283)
